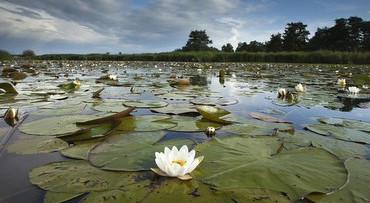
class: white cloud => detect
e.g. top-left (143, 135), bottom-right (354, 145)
top-left (0, 1), bottom-right (114, 43)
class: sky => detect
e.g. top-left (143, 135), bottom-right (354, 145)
top-left (0, 0), bottom-right (369, 54)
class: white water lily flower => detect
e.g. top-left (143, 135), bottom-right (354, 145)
top-left (151, 145), bottom-right (204, 180)
top-left (348, 86), bottom-right (360, 94)
top-left (73, 79), bottom-right (81, 87)
top-left (109, 74), bottom-right (117, 80)
top-left (277, 88), bottom-right (287, 97)
top-left (295, 84), bottom-right (304, 92)
top-left (337, 79), bottom-right (346, 87)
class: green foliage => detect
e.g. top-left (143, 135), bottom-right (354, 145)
top-left (22, 49), bottom-right (36, 58)
top-left (221, 43), bottom-right (234, 52)
top-left (181, 30), bottom-right (215, 51)
top-left (0, 50), bottom-right (13, 60)
top-left (282, 22), bottom-right (310, 51)
top-left (236, 41), bottom-right (266, 52)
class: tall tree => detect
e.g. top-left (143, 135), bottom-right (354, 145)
top-left (221, 43), bottom-right (234, 52)
top-left (309, 27), bottom-right (331, 51)
top-left (348, 16), bottom-right (363, 51)
top-left (266, 33), bottom-right (283, 52)
top-left (235, 42), bottom-right (248, 52)
top-left (361, 21), bottom-right (370, 51)
top-left (22, 49), bottom-right (36, 58)
top-left (182, 30), bottom-right (213, 51)
top-left (282, 22), bottom-right (310, 51)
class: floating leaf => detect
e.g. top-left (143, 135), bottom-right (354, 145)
top-left (123, 100), bottom-right (168, 108)
top-left (196, 105), bottom-right (231, 124)
top-left (249, 112), bottom-right (291, 123)
top-left (29, 160), bottom-right (140, 193)
top-left (0, 82), bottom-right (18, 94)
top-left (307, 157), bottom-right (370, 203)
top-left (305, 123), bottom-right (370, 144)
top-left (315, 116), bottom-right (370, 132)
top-left (89, 131), bottom-right (196, 171)
top-left (258, 108), bottom-right (286, 115)
top-left (190, 97), bottom-right (238, 106)
top-left (166, 116), bottom-right (222, 132)
top-left (61, 140), bottom-right (100, 160)
top-left (92, 99), bottom-right (130, 113)
top-left (7, 135), bottom-right (68, 154)
top-left (32, 103), bottom-right (92, 116)
top-left (150, 103), bottom-right (198, 115)
top-left (222, 119), bottom-right (294, 136)
top-left (116, 115), bottom-right (177, 132)
top-left (193, 136), bottom-right (348, 200)
top-left (76, 107), bottom-right (135, 125)
top-left (19, 114), bottom-right (105, 136)
top-left (44, 191), bottom-right (83, 203)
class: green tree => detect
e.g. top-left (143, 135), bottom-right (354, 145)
top-left (282, 22), bottom-right (310, 51)
top-left (182, 30), bottom-right (213, 51)
top-left (266, 33), bottom-right (283, 52)
top-left (361, 21), bottom-right (370, 51)
top-left (22, 49), bottom-right (36, 58)
top-left (309, 27), bottom-right (331, 51)
top-left (235, 42), bottom-right (248, 52)
top-left (221, 43), bottom-right (234, 52)
top-left (0, 50), bottom-right (13, 60)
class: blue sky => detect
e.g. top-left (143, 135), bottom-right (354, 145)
top-left (0, 0), bottom-right (369, 54)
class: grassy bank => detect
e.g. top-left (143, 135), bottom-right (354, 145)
top-left (36, 51), bottom-right (370, 64)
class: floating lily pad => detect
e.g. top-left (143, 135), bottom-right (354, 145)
top-left (61, 140), bottom-right (100, 160)
top-left (166, 116), bottom-right (222, 132)
top-left (32, 103), bottom-right (92, 116)
top-left (7, 135), bottom-right (68, 154)
top-left (150, 103), bottom-right (198, 115)
top-left (307, 157), bottom-right (370, 202)
top-left (123, 99), bottom-right (168, 108)
top-left (305, 123), bottom-right (370, 144)
top-left (258, 108), bottom-right (286, 115)
top-left (44, 191), bottom-right (83, 203)
top-left (19, 114), bottom-right (105, 136)
top-left (193, 136), bottom-right (348, 201)
top-left (29, 160), bottom-right (140, 193)
top-left (61, 121), bottom-right (119, 142)
top-left (222, 119), bottom-right (294, 136)
top-left (92, 99), bottom-right (130, 113)
top-left (0, 82), bottom-right (18, 94)
top-left (190, 97), bottom-right (238, 106)
top-left (116, 115), bottom-right (177, 132)
top-left (249, 112), bottom-right (291, 123)
top-left (89, 131), bottom-right (196, 171)
top-left (157, 93), bottom-right (196, 100)
top-left (196, 105), bottom-right (231, 124)
top-left (315, 116), bottom-right (370, 132)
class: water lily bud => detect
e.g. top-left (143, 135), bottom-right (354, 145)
top-left (337, 79), bottom-right (346, 87)
top-left (4, 107), bottom-right (18, 119)
top-left (177, 78), bottom-right (190, 85)
top-left (295, 84), bottom-right (304, 92)
top-left (73, 78), bottom-right (81, 87)
top-left (348, 86), bottom-right (360, 94)
top-left (205, 126), bottom-right (216, 137)
top-left (169, 73), bottom-right (177, 78)
top-left (277, 88), bottom-right (287, 97)
top-left (286, 92), bottom-right (295, 101)
top-left (109, 74), bottom-right (117, 81)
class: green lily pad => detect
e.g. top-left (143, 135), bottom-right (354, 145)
top-left (123, 99), bottom-right (168, 108)
top-left (44, 191), bottom-right (84, 203)
top-left (32, 103), bottom-right (92, 116)
top-left (196, 105), bottom-right (231, 124)
top-left (89, 131), bottom-right (196, 171)
top-left (150, 103), bottom-right (198, 115)
top-left (166, 116), bottom-right (222, 132)
top-left (61, 121), bottom-right (118, 142)
top-left (7, 135), bottom-right (68, 154)
top-left (61, 140), bottom-right (100, 160)
top-left (190, 97), bottom-right (238, 106)
top-left (315, 116), bottom-right (370, 132)
top-left (0, 82), bottom-right (18, 94)
top-left (193, 136), bottom-right (348, 200)
top-left (157, 93), bottom-right (196, 100)
top-left (279, 131), bottom-right (368, 159)
top-left (29, 160), bottom-right (140, 193)
top-left (307, 157), bottom-right (370, 203)
top-left (222, 119), bottom-right (294, 136)
top-left (116, 115), bottom-right (177, 132)
top-left (92, 99), bottom-right (130, 113)
top-left (305, 123), bottom-right (370, 144)
top-left (19, 115), bottom-right (102, 136)
top-left (258, 108), bottom-right (286, 115)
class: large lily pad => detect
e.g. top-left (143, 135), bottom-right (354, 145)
top-left (19, 115), bottom-right (101, 136)
top-left (0, 82), bottom-right (18, 94)
top-left (190, 97), bottom-right (238, 106)
top-left (249, 112), bottom-right (291, 123)
top-left (32, 103), bottom-right (92, 116)
top-left (116, 115), bottom-right (177, 132)
top-left (222, 119), bottom-right (294, 136)
top-left (166, 116), bottom-right (222, 132)
top-left (29, 160), bottom-right (140, 193)
top-left (305, 123), bottom-right (370, 144)
top-left (196, 105), bottom-right (231, 124)
top-left (150, 103), bottom-right (198, 115)
top-left (193, 136), bottom-right (348, 200)
top-left (279, 131), bottom-right (369, 159)
top-left (89, 131), bottom-right (196, 171)
top-left (61, 140), bottom-right (100, 160)
top-left (44, 191), bottom-right (83, 203)
top-left (7, 135), bottom-right (68, 154)
top-left (307, 157), bottom-right (370, 203)
top-left (123, 99), bottom-right (168, 108)
top-left (315, 116), bottom-right (370, 132)
top-left (92, 99), bottom-right (130, 113)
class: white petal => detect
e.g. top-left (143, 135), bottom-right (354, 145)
top-left (178, 145), bottom-right (190, 161)
top-left (183, 150), bottom-right (195, 168)
top-left (186, 158), bottom-right (201, 174)
top-left (164, 147), bottom-right (171, 156)
top-left (171, 146), bottom-right (179, 157)
top-left (155, 155), bottom-right (167, 173)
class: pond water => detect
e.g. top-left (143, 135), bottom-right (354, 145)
top-left (0, 61), bottom-right (369, 202)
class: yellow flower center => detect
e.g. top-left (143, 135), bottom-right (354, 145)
top-left (171, 159), bottom-right (186, 166)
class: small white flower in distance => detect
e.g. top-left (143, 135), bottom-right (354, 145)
top-left (295, 84), bottom-right (304, 92)
top-left (348, 86), bottom-right (360, 94)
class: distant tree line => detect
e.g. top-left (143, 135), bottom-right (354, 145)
top-left (180, 17), bottom-right (369, 53)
